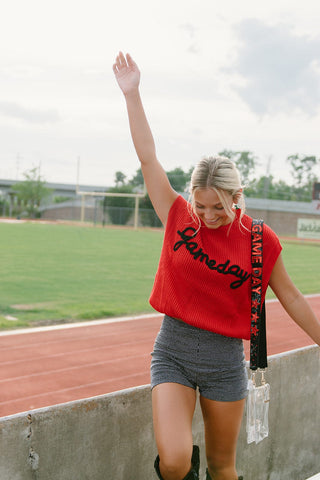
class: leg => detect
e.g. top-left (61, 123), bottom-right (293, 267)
top-left (152, 382), bottom-right (197, 480)
top-left (200, 396), bottom-right (245, 480)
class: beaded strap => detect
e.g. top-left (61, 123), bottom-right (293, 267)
top-left (250, 219), bottom-right (267, 370)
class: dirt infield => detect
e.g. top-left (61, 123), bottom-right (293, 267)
top-left (0, 296), bottom-right (319, 418)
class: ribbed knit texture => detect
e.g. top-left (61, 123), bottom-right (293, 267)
top-left (149, 196), bottom-right (282, 340)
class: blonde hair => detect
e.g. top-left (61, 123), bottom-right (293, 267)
top-left (188, 155), bottom-right (246, 230)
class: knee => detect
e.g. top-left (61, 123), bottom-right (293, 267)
top-left (159, 449), bottom-right (192, 479)
top-left (206, 451), bottom-right (236, 478)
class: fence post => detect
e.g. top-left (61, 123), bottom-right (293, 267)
top-left (134, 196), bottom-right (139, 229)
top-left (81, 195), bottom-right (85, 222)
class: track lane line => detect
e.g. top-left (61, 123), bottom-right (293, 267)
top-left (0, 313), bottom-right (162, 337)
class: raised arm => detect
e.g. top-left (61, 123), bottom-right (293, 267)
top-left (269, 254), bottom-right (320, 346)
top-left (113, 52), bottom-right (178, 226)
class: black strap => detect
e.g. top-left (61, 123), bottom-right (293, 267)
top-left (250, 219), bottom-right (268, 370)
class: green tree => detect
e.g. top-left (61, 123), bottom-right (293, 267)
top-left (127, 167), bottom-right (189, 226)
top-left (167, 167), bottom-right (189, 192)
top-left (270, 179), bottom-right (296, 200)
top-left (287, 154), bottom-right (318, 188)
top-left (139, 194), bottom-right (162, 227)
top-left (287, 154), bottom-right (319, 200)
top-left (114, 171), bottom-right (127, 186)
top-left (245, 175), bottom-right (273, 198)
top-left (11, 167), bottom-right (51, 218)
top-left (102, 185), bottom-right (135, 225)
top-left (246, 176), bottom-right (296, 200)
top-left (129, 168), bottom-right (144, 188)
top-left (54, 196), bottom-right (72, 204)
top-left (129, 166), bottom-right (189, 192)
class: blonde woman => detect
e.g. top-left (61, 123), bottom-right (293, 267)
top-left (113, 52), bottom-right (320, 480)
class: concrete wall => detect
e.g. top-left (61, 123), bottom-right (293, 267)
top-left (0, 345), bottom-right (319, 480)
top-left (246, 208), bottom-right (319, 236)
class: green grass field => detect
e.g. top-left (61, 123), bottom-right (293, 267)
top-left (0, 222), bottom-right (319, 330)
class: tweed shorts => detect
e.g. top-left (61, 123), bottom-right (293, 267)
top-left (151, 315), bottom-right (248, 402)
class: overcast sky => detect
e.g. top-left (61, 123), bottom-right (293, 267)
top-left (1, 0), bottom-right (320, 188)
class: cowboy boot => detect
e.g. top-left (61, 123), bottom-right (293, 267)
top-left (206, 469), bottom-right (243, 480)
top-left (154, 445), bottom-right (200, 479)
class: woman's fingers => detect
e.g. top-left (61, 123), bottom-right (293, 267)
top-left (114, 51), bottom-right (128, 70)
top-left (126, 53), bottom-right (135, 67)
top-left (113, 51), bottom-right (134, 72)
top-left (118, 51), bottom-right (126, 66)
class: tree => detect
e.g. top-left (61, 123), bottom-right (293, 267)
top-left (114, 171), bottom-right (126, 186)
top-left (129, 168), bottom-right (144, 188)
top-left (102, 185), bottom-right (135, 225)
top-left (129, 166), bottom-right (189, 192)
top-left (287, 154), bottom-right (319, 200)
top-left (11, 167), bottom-right (51, 218)
top-left (167, 167), bottom-right (189, 192)
top-left (245, 175), bottom-right (273, 199)
top-left (245, 176), bottom-right (296, 200)
top-left (139, 193), bottom-right (162, 227)
top-left (127, 166), bottom-right (189, 226)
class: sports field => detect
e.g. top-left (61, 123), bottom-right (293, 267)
top-left (1, 221), bottom-right (319, 330)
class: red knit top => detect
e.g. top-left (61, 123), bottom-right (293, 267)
top-left (149, 196), bottom-right (282, 340)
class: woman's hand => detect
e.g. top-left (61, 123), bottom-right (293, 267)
top-left (113, 52), bottom-right (140, 96)
top-left (269, 255), bottom-right (320, 346)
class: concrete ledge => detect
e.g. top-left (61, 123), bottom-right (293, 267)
top-left (0, 345), bottom-right (319, 480)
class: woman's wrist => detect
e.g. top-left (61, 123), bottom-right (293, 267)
top-left (123, 87), bottom-right (140, 100)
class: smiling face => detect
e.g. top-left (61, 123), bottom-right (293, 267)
top-left (193, 188), bottom-right (234, 229)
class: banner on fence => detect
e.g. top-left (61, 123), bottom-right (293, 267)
top-left (297, 218), bottom-right (320, 240)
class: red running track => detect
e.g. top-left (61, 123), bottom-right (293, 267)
top-left (0, 296), bottom-right (319, 418)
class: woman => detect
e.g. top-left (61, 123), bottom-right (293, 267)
top-left (113, 52), bottom-right (320, 480)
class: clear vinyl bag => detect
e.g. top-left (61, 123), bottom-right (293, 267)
top-left (246, 370), bottom-right (270, 444)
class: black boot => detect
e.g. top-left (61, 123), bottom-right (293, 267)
top-left (154, 445), bottom-right (200, 479)
top-left (206, 469), bottom-right (243, 480)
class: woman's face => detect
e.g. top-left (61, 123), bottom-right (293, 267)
top-left (193, 188), bottom-right (233, 229)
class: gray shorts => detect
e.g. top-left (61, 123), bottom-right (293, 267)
top-left (151, 315), bottom-right (248, 402)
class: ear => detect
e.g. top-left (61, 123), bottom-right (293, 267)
top-left (233, 188), bottom-right (243, 204)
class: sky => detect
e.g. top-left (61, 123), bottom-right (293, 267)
top-left (0, 0), bottom-right (320, 188)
